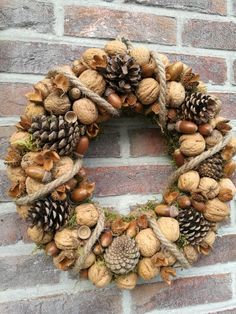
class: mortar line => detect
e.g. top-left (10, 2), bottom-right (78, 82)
top-left (122, 290), bottom-right (132, 314)
top-left (53, 0), bottom-right (64, 37)
top-left (119, 126), bottom-right (131, 158)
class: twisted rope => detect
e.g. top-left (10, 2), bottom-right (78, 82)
top-left (73, 206), bottom-right (105, 274)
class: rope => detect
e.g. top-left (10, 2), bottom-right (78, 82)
top-left (72, 206), bottom-right (105, 274)
top-left (15, 156), bottom-right (83, 205)
top-left (48, 67), bottom-right (120, 117)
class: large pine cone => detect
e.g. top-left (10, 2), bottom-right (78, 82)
top-left (28, 197), bottom-right (71, 232)
top-left (177, 208), bottom-right (211, 246)
top-left (29, 115), bottom-right (82, 156)
top-left (197, 152), bottom-right (224, 180)
top-left (104, 235), bottom-right (140, 274)
top-left (180, 93), bottom-right (221, 125)
top-left (100, 54), bottom-right (141, 93)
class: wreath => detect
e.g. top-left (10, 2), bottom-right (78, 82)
top-left (5, 37), bottom-right (235, 290)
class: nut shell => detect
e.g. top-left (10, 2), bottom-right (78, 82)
top-left (116, 273), bottom-right (138, 290)
top-left (54, 229), bottom-right (80, 250)
top-left (178, 171), bottom-right (200, 193)
top-left (44, 91), bottom-right (71, 115)
top-left (129, 47), bottom-right (150, 66)
top-left (135, 228), bottom-right (160, 257)
top-left (204, 198), bottom-right (229, 222)
top-left (179, 133), bottom-right (206, 156)
top-left (104, 40), bottom-right (127, 56)
top-left (88, 263), bottom-right (112, 288)
top-left (136, 78), bottom-right (160, 105)
top-left (157, 217), bottom-right (180, 242)
top-left (73, 98), bottom-right (98, 125)
top-left (75, 203), bottom-right (99, 227)
top-left (137, 258), bottom-right (160, 280)
top-left (82, 48), bottom-right (107, 68)
top-left (198, 177), bottom-right (220, 199)
top-left (79, 69), bottom-right (106, 96)
top-left (166, 82), bottom-right (185, 108)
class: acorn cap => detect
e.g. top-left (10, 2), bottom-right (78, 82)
top-left (78, 225), bottom-right (91, 240)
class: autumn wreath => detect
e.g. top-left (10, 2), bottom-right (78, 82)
top-left (5, 37), bottom-right (235, 289)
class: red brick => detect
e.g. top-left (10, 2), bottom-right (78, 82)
top-left (0, 254), bottom-right (60, 290)
top-left (0, 212), bottom-right (29, 246)
top-left (64, 6), bottom-right (177, 45)
top-left (0, 288), bottom-right (122, 314)
top-left (86, 165), bottom-right (172, 196)
top-left (167, 53), bottom-right (227, 85)
top-left (0, 82), bottom-right (31, 116)
top-left (182, 20), bottom-right (236, 50)
top-left (0, 0), bottom-right (55, 33)
top-left (86, 127), bottom-right (120, 158)
top-left (0, 126), bottom-right (15, 159)
top-left (125, 0), bottom-right (227, 15)
top-left (233, 60), bottom-right (236, 85)
top-left (130, 274), bottom-right (232, 313)
top-left (210, 92), bottom-right (236, 119)
top-left (0, 41), bottom-right (87, 74)
top-left (129, 128), bottom-right (167, 157)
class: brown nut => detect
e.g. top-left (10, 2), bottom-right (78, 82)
top-left (198, 123), bottom-right (213, 136)
top-left (75, 136), bottom-right (90, 155)
top-left (136, 78), bottom-right (160, 105)
top-left (177, 195), bottom-right (191, 209)
top-left (73, 98), bottom-right (98, 125)
top-left (100, 230), bottom-right (113, 247)
top-left (175, 120), bottom-right (198, 134)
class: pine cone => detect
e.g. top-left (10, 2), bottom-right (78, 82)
top-left (104, 235), bottom-right (140, 274)
top-left (28, 197), bottom-right (71, 232)
top-left (100, 54), bottom-right (141, 93)
top-left (177, 208), bottom-right (211, 246)
top-left (29, 115), bottom-right (82, 156)
top-left (197, 152), bottom-right (223, 181)
top-left (180, 93), bottom-right (220, 125)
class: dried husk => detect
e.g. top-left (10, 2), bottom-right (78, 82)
top-left (25, 102), bottom-right (46, 119)
top-left (53, 250), bottom-right (76, 271)
top-left (160, 267), bottom-right (176, 285)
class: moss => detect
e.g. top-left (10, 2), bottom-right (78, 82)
top-left (176, 234), bottom-right (188, 249)
top-left (66, 213), bottom-right (77, 229)
top-left (31, 243), bottom-right (45, 254)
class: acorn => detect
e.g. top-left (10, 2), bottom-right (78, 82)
top-left (80, 269), bottom-right (89, 279)
top-left (198, 123), bottom-right (213, 136)
top-left (93, 243), bottom-right (104, 255)
top-left (76, 136), bottom-right (90, 155)
top-left (105, 88), bottom-right (122, 109)
top-left (68, 87), bottom-right (81, 100)
top-left (167, 109), bottom-right (177, 122)
top-left (155, 204), bottom-right (179, 217)
top-left (71, 188), bottom-right (89, 202)
top-left (65, 178), bottom-right (77, 190)
top-left (192, 200), bottom-right (206, 213)
top-left (126, 220), bottom-right (139, 238)
top-left (45, 241), bottom-right (60, 257)
top-left (175, 121), bottom-right (198, 134)
top-left (173, 149), bottom-right (185, 166)
top-left (133, 102), bottom-right (143, 113)
top-left (100, 230), bottom-right (113, 247)
top-left (25, 166), bottom-right (52, 183)
top-left (78, 225), bottom-right (91, 240)
top-left (177, 195), bottom-right (191, 209)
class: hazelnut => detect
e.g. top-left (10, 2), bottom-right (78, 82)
top-left (104, 40), bottom-right (127, 56)
top-left (157, 217), bottom-right (180, 242)
top-left (177, 195), bottom-right (191, 209)
top-left (198, 123), bottom-right (213, 136)
top-left (204, 198), bottom-right (229, 222)
top-left (79, 69), bottom-right (106, 96)
top-left (166, 82), bottom-right (185, 108)
top-left (68, 87), bottom-right (81, 100)
top-left (173, 149), bottom-right (185, 166)
top-left (44, 91), bottom-right (71, 115)
top-left (137, 258), bottom-right (160, 280)
top-left (116, 273), bottom-right (138, 290)
top-left (178, 171), bottom-right (200, 192)
top-left (198, 177), bottom-right (220, 199)
top-left (135, 228), bottom-right (160, 257)
top-left (129, 47), bottom-right (150, 66)
top-left (75, 203), bottom-right (99, 227)
top-left (54, 229), bottom-right (80, 250)
top-left (179, 133), bottom-right (206, 156)
top-left (88, 263), bottom-right (112, 288)
top-left (136, 78), bottom-right (160, 105)
top-left (73, 98), bottom-right (98, 125)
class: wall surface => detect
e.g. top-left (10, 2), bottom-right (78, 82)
top-left (0, 0), bottom-right (236, 313)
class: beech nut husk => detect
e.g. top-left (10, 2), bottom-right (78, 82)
top-left (53, 250), bottom-right (76, 271)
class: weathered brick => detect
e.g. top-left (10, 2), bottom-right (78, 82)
top-left (196, 234), bottom-right (236, 267)
top-left (182, 20), bottom-right (236, 50)
top-left (0, 126), bottom-right (15, 159)
top-left (233, 0), bottom-right (236, 16)
top-left (64, 6), bottom-right (177, 45)
top-left (233, 60), bottom-right (236, 85)
top-left (0, 82), bottom-right (30, 116)
top-left (0, 288), bottom-right (122, 314)
top-left (0, 253), bottom-right (60, 290)
top-left (0, 0), bottom-right (55, 33)
top-left (0, 41), bottom-right (87, 74)
top-left (0, 212), bottom-right (28, 246)
top-left (0, 170), bottom-right (10, 201)
top-left (86, 127), bottom-right (120, 158)
top-left (129, 128), bottom-right (167, 157)
top-left (167, 53), bottom-right (227, 85)
top-left (125, 0), bottom-right (227, 15)
top-left (130, 274), bottom-right (232, 313)
top-left (210, 92), bottom-right (236, 119)
top-left (86, 165), bottom-right (172, 196)
top-left (212, 308), bottom-right (236, 314)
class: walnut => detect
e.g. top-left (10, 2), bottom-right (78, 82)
top-left (73, 98), bottom-right (98, 125)
top-left (135, 228), bottom-right (160, 257)
top-left (198, 177), bottom-right (220, 199)
top-left (79, 69), bottom-right (106, 96)
top-left (25, 177), bottom-right (45, 195)
top-left (82, 48), bottom-right (107, 69)
top-left (136, 78), bottom-right (160, 105)
top-left (178, 171), bottom-right (200, 192)
top-left (129, 47), bottom-right (150, 66)
top-left (219, 178), bottom-right (236, 196)
top-left (88, 263), bottom-right (112, 288)
top-left (204, 198), bottom-right (229, 222)
top-left (44, 91), bottom-right (71, 115)
top-left (157, 217), bottom-right (180, 242)
top-left (179, 133), bottom-right (206, 156)
top-left (54, 229), bottom-right (80, 250)
top-left (75, 203), bottom-right (99, 227)
top-left (166, 82), bottom-right (185, 108)
top-left (104, 40), bottom-right (127, 56)
top-left (137, 258), bottom-right (160, 280)
top-left (183, 245), bottom-right (199, 264)
top-left (205, 130), bottom-right (223, 148)
top-left (116, 272), bottom-right (138, 290)
top-left (27, 226), bottom-right (53, 244)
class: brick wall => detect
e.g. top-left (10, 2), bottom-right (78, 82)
top-left (0, 0), bottom-right (236, 313)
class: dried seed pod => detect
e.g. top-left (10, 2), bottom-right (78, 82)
top-left (163, 191), bottom-right (179, 205)
top-left (64, 111), bottom-right (77, 124)
top-left (53, 250), bottom-right (76, 271)
top-left (175, 120), bottom-right (198, 134)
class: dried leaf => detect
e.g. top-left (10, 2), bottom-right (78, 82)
top-left (111, 218), bottom-right (130, 235)
top-left (54, 74), bottom-right (70, 93)
top-left (33, 150), bottom-right (60, 171)
top-left (160, 267), bottom-right (176, 285)
top-left (8, 181), bottom-right (26, 198)
top-left (16, 115), bottom-right (32, 131)
top-left (25, 90), bottom-right (43, 103)
top-left (5, 147), bottom-right (22, 167)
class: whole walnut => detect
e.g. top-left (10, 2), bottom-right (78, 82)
top-left (198, 177), bottom-right (220, 199)
top-left (54, 228), bottom-right (80, 250)
top-left (104, 40), bottom-right (127, 56)
top-left (73, 98), bottom-right (98, 125)
top-left (52, 157), bottom-right (73, 179)
top-left (88, 263), bottom-right (112, 288)
top-left (183, 245), bottom-right (199, 264)
top-left (166, 82), bottom-right (185, 108)
top-left (44, 91), bottom-right (71, 115)
top-left (135, 228), bottom-right (160, 257)
top-left (204, 198), bottom-right (229, 222)
top-left (116, 272), bottom-right (138, 290)
top-left (25, 102), bottom-right (45, 119)
top-left (157, 217), bottom-right (180, 242)
top-left (129, 47), bottom-right (150, 66)
top-left (179, 133), bottom-right (206, 156)
top-left (82, 48), bottom-right (107, 69)
top-left (178, 171), bottom-right (200, 192)
top-left (75, 203), bottom-right (99, 227)
top-left (79, 69), bottom-right (106, 96)
top-left (136, 78), bottom-right (160, 105)
top-left (138, 258), bottom-right (160, 280)
top-left (27, 226), bottom-right (53, 244)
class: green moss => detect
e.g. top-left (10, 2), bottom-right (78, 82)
top-left (176, 234), bottom-right (188, 249)
top-left (66, 213), bottom-right (77, 229)
top-left (31, 244), bottom-right (45, 254)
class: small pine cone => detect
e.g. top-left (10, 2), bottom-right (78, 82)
top-left (28, 197), bottom-right (71, 232)
top-left (197, 152), bottom-right (224, 181)
top-left (100, 54), bottom-right (141, 93)
top-left (177, 208), bottom-right (211, 246)
top-left (104, 235), bottom-right (140, 274)
top-left (29, 115), bottom-right (82, 156)
top-left (180, 93), bottom-right (221, 125)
